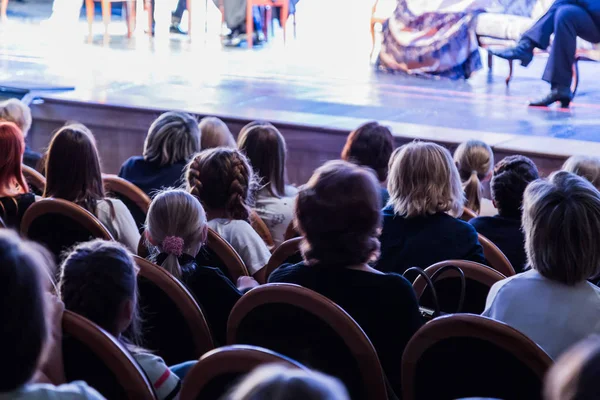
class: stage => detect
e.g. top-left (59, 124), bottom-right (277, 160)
top-left (2, 0), bottom-right (600, 182)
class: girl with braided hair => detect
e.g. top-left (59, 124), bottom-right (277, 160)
top-left (185, 148), bottom-right (271, 275)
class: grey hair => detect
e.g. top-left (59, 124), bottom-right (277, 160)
top-left (562, 155), bottom-right (600, 190)
top-left (0, 99), bottom-right (32, 137)
top-left (387, 141), bottom-right (464, 218)
top-left (143, 112), bottom-right (200, 166)
top-left (523, 171), bottom-right (600, 285)
top-left (198, 116), bottom-right (236, 149)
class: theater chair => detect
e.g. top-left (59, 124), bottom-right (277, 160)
top-left (459, 207), bottom-right (477, 222)
top-left (22, 164), bottom-right (46, 196)
top-left (478, 233), bottom-right (516, 276)
top-left (103, 174), bottom-right (151, 231)
top-left (250, 210), bottom-right (275, 250)
top-left (257, 236), bottom-right (302, 283)
top-left (196, 228), bottom-right (250, 282)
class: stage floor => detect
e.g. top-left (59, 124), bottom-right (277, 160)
top-left (3, 0), bottom-right (600, 157)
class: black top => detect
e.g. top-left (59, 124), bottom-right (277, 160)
top-left (380, 187), bottom-right (390, 209)
top-left (23, 146), bottom-right (42, 170)
top-left (0, 193), bottom-right (35, 229)
top-left (118, 156), bottom-right (187, 197)
top-left (269, 262), bottom-right (424, 395)
top-left (377, 206), bottom-right (486, 274)
top-left (470, 215), bottom-right (526, 273)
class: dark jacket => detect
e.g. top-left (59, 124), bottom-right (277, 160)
top-left (118, 156), bottom-right (187, 198)
top-left (470, 215), bottom-right (527, 273)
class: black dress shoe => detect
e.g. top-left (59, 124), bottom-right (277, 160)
top-left (529, 87), bottom-right (573, 108)
top-left (170, 25), bottom-right (188, 35)
top-left (489, 38), bottom-right (535, 67)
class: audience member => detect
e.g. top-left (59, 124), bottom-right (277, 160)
top-left (341, 121), bottom-right (394, 207)
top-left (562, 155), bottom-right (600, 190)
top-left (44, 124), bottom-right (140, 251)
top-left (545, 335), bottom-right (600, 400)
top-left (454, 140), bottom-right (495, 215)
top-left (0, 99), bottom-right (41, 169)
top-left (269, 160), bottom-right (423, 394)
top-left (0, 121), bottom-right (36, 229)
top-left (483, 172), bottom-right (600, 359)
top-left (59, 240), bottom-right (181, 400)
top-left (0, 230), bottom-right (104, 399)
top-left (119, 112), bottom-right (200, 197)
top-left (470, 155), bottom-right (540, 272)
top-left (238, 122), bottom-right (298, 246)
top-left (377, 141), bottom-right (486, 274)
top-left (225, 364), bottom-right (349, 400)
top-left (186, 148), bottom-right (271, 274)
top-left (199, 116), bottom-right (236, 149)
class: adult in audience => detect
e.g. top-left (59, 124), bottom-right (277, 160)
top-left (186, 148), bottom-right (271, 275)
top-left (119, 112), bottom-right (200, 197)
top-left (0, 230), bottom-right (104, 399)
top-left (483, 171), bottom-right (600, 359)
top-left (0, 99), bottom-right (41, 169)
top-left (269, 160), bottom-right (423, 394)
top-left (225, 364), bottom-right (349, 400)
top-left (341, 121), bottom-right (394, 207)
top-left (562, 155), bottom-right (600, 190)
top-left (545, 335), bottom-right (600, 400)
top-left (44, 124), bottom-right (140, 251)
top-left (0, 122), bottom-right (36, 229)
top-left (238, 122), bottom-right (298, 246)
top-left (377, 141), bottom-right (486, 274)
top-left (454, 139), bottom-right (494, 215)
top-left (199, 116), bottom-right (236, 149)
top-left (59, 240), bottom-right (181, 399)
top-left (470, 156), bottom-right (540, 273)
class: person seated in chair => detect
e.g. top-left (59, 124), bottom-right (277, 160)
top-left (149, 0), bottom-right (189, 35)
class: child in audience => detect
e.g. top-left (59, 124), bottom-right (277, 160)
top-left (269, 160), bottom-right (423, 395)
top-left (199, 117), bottom-right (236, 149)
top-left (483, 171), bottom-right (600, 359)
top-left (225, 364), bottom-right (349, 400)
top-left (377, 141), bottom-right (486, 274)
top-left (562, 155), bottom-right (600, 190)
top-left (341, 121), bottom-right (394, 207)
top-left (0, 99), bottom-right (41, 169)
top-left (44, 124), bottom-right (140, 251)
top-left (59, 240), bottom-right (181, 400)
top-left (238, 122), bottom-right (298, 246)
top-left (186, 148), bottom-right (271, 275)
top-left (0, 230), bottom-right (104, 399)
top-left (0, 121), bottom-right (36, 229)
top-left (454, 140), bottom-right (495, 215)
top-left (470, 156), bottom-right (540, 273)
top-left (119, 112), bottom-right (200, 197)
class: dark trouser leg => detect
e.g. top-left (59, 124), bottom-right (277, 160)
top-left (523, 0), bottom-right (575, 49)
top-left (173, 0), bottom-right (187, 20)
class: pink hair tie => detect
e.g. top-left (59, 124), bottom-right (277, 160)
top-left (162, 236), bottom-right (184, 257)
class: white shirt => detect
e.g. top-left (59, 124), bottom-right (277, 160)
top-left (95, 199), bottom-right (141, 253)
top-left (479, 198), bottom-right (497, 217)
top-left (208, 218), bottom-right (272, 274)
top-left (133, 353), bottom-right (180, 400)
top-left (254, 185), bottom-right (298, 247)
top-left (0, 382), bottom-right (104, 399)
top-left (482, 269), bottom-right (600, 359)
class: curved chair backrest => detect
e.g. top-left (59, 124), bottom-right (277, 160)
top-left (22, 164), bottom-right (46, 195)
top-left (21, 198), bottom-right (114, 261)
top-left (180, 345), bottom-right (307, 400)
top-left (250, 210), bottom-right (275, 249)
top-left (283, 220), bottom-right (299, 241)
top-left (478, 233), bottom-right (516, 276)
top-left (459, 207), bottom-right (477, 222)
top-left (195, 228), bottom-right (249, 282)
top-left (402, 314), bottom-right (553, 400)
top-left (134, 256), bottom-right (214, 365)
top-left (227, 284), bottom-right (388, 400)
top-left (103, 174), bottom-right (151, 230)
top-left (257, 237), bottom-right (303, 284)
top-left (413, 260), bottom-right (506, 314)
top-left (0, 215), bottom-right (5, 228)
top-left (62, 310), bottom-right (156, 400)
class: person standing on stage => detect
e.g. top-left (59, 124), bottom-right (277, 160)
top-left (490, 0), bottom-right (600, 108)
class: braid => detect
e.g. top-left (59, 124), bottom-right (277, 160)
top-left (226, 153), bottom-right (251, 221)
top-left (187, 158), bottom-right (204, 199)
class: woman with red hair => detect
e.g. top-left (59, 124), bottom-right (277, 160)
top-left (0, 121), bottom-right (34, 228)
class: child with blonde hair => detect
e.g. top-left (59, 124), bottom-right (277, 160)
top-left (454, 140), bottom-right (495, 215)
top-left (199, 117), bottom-right (236, 149)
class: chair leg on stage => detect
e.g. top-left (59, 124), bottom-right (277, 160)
top-left (246, 2), bottom-right (253, 48)
top-left (101, 0), bottom-right (111, 36)
top-left (281, 1), bottom-right (288, 45)
top-left (145, 0), bottom-right (153, 36)
top-left (187, 0), bottom-right (192, 40)
top-left (1, 0), bottom-right (8, 22)
top-left (505, 60), bottom-right (513, 86)
top-left (86, 0), bottom-right (94, 37)
top-left (572, 60), bottom-right (580, 96)
top-left (487, 51), bottom-right (493, 70)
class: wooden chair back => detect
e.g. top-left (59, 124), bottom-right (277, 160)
top-left (22, 164), bottom-right (46, 195)
top-left (180, 345), bottom-right (307, 400)
top-left (402, 314), bottom-right (553, 400)
top-left (257, 237), bottom-right (302, 284)
top-left (103, 174), bottom-right (151, 230)
top-left (459, 207), bottom-right (477, 222)
top-left (227, 283), bottom-right (388, 400)
top-left (0, 215), bottom-right (4, 228)
top-left (478, 233), bottom-right (516, 276)
top-left (283, 220), bottom-right (299, 241)
top-left (195, 228), bottom-right (249, 282)
top-left (250, 210), bottom-right (275, 249)
top-left (62, 310), bottom-right (156, 400)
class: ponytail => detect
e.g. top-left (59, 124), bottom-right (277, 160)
top-left (159, 236), bottom-right (184, 279)
top-left (463, 171), bottom-right (483, 214)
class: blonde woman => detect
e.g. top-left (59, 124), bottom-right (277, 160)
top-left (199, 117), bottom-right (236, 149)
top-left (453, 140), bottom-right (494, 215)
top-left (377, 141), bottom-right (485, 274)
top-left (562, 155), bottom-right (600, 190)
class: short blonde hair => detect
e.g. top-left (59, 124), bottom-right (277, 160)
top-left (388, 141), bottom-right (464, 218)
top-left (453, 140), bottom-right (494, 213)
top-left (562, 155), bottom-right (600, 190)
top-left (199, 117), bottom-right (236, 149)
top-left (143, 112), bottom-right (200, 166)
top-left (0, 99), bottom-right (32, 137)
top-left (523, 171), bottom-right (600, 285)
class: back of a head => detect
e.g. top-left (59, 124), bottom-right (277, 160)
top-left (237, 123), bottom-right (287, 197)
top-left (226, 364), bottom-right (349, 400)
top-left (523, 171), bottom-right (600, 285)
top-left (340, 122), bottom-right (394, 183)
top-left (199, 117), bottom-right (235, 150)
top-left (0, 121), bottom-right (29, 194)
top-left (562, 155), bottom-right (600, 190)
top-left (388, 141), bottom-right (464, 218)
top-left (491, 155), bottom-right (539, 218)
top-left (453, 140), bottom-right (494, 213)
top-left (0, 98), bottom-right (32, 137)
top-left (297, 160), bottom-right (381, 268)
top-left (144, 112), bottom-right (200, 166)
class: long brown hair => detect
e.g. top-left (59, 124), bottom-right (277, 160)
top-left (44, 123), bottom-right (106, 214)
